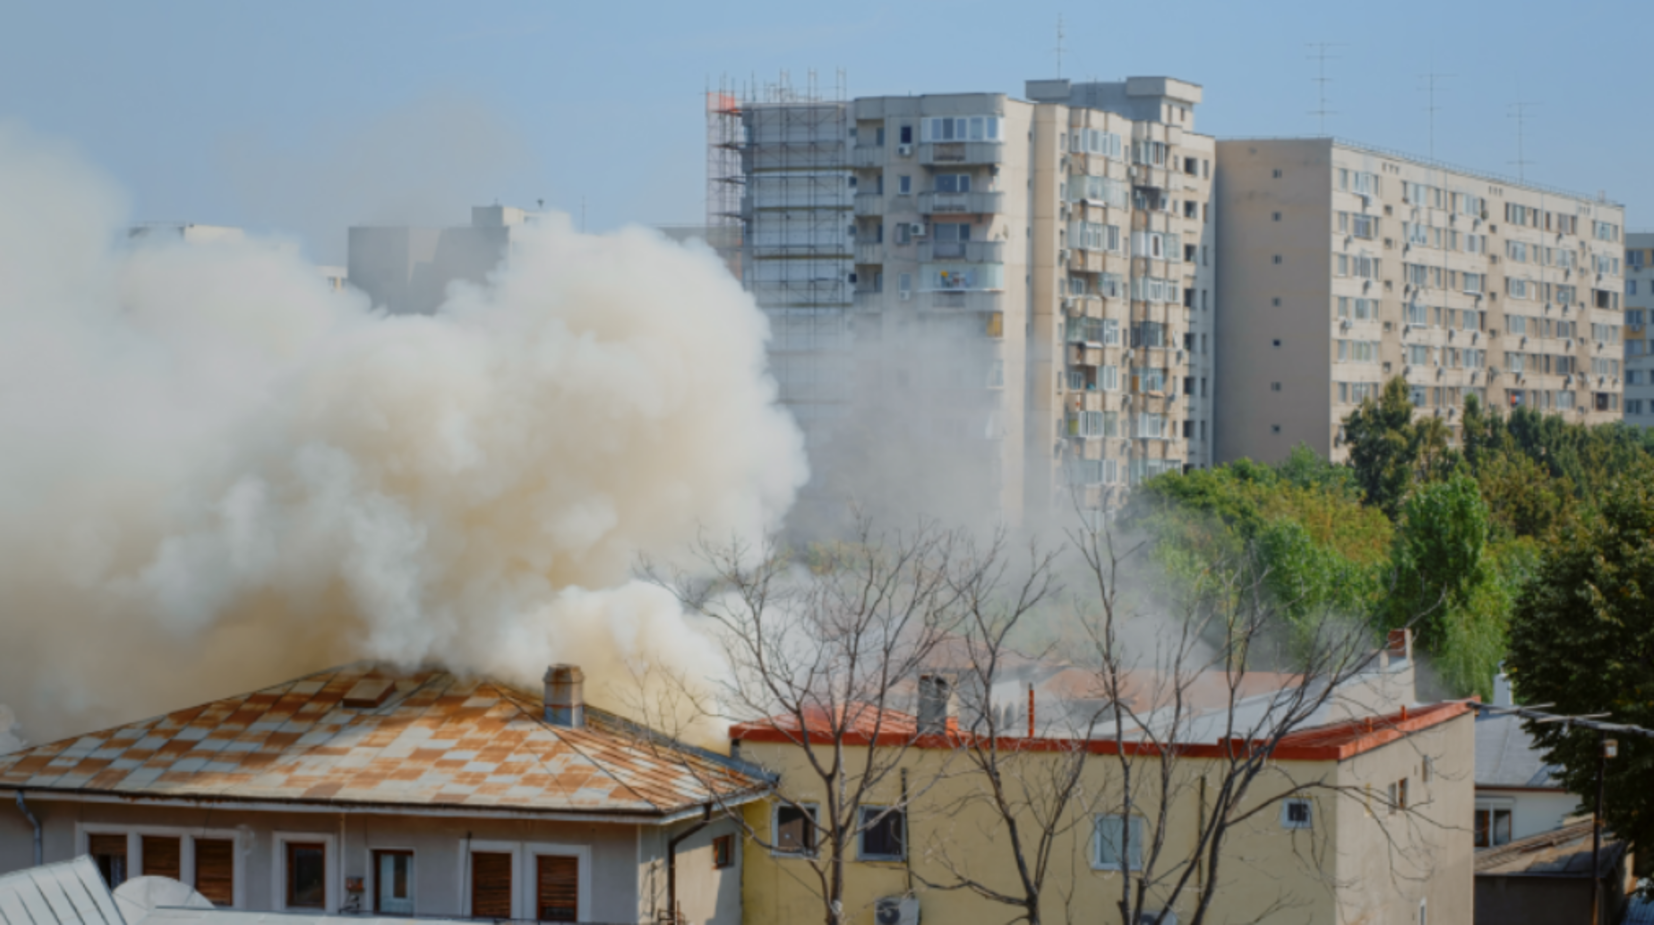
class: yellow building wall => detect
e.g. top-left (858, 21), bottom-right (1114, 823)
top-left (738, 717), bottom-right (1472, 925)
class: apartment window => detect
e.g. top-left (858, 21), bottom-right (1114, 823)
top-left (89, 834), bottom-right (128, 889)
top-left (874, 127), bottom-right (885, 146)
top-left (1388, 779), bottom-right (1409, 815)
top-left (1271, 382), bottom-right (1282, 392)
top-left (536, 855), bottom-right (579, 922)
top-left (1271, 424), bottom-right (1282, 434)
top-left (468, 852), bottom-right (512, 918)
top-left (1272, 211), bottom-right (1282, 222)
top-left (1474, 808), bottom-right (1513, 847)
top-left (287, 843), bottom-right (328, 910)
top-left (712, 835), bottom-right (735, 870)
top-left (1273, 255), bottom-right (1283, 265)
top-left (920, 115), bottom-right (1001, 142)
top-left (898, 175), bottom-right (911, 194)
top-left (775, 804), bottom-right (819, 855)
top-left (1631, 399), bottom-right (1646, 415)
top-left (142, 836), bottom-right (182, 880)
top-left (1272, 297), bottom-right (1281, 307)
top-left (1272, 168), bottom-right (1282, 179)
top-left (1281, 799), bottom-right (1313, 830)
top-left (899, 125), bottom-right (912, 145)
top-left (859, 807), bottom-right (906, 861)
top-left (934, 173), bottom-right (971, 193)
top-left (1093, 815), bottom-right (1144, 870)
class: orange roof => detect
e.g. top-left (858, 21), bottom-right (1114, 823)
top-left (731, 700), bottom-right (1473, 763)
top-left (0, 664), bottom-right (764, 821)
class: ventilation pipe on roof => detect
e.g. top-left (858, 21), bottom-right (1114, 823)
top-left (14, 792), bottom-right (41, 867)
top-left (544, 665), bottom-right (585, 728)
top-left (917, 674), bottom-right (953, 736)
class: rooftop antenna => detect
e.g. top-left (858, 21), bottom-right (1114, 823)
top-left (1508, 99), bottom-right (1539, 182)
top-left (1417, 61), bottom-right (1453, 162)
top-left (1054, 14), bottom-right (1067, 79)
top-left (1306, 41), bottom-right (1345, 136)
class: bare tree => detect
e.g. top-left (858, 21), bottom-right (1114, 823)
top-left (648, 516), bottom-right (971, 925)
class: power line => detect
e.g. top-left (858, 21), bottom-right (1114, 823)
top-left (1306, 42), bottom-right (1345, 136)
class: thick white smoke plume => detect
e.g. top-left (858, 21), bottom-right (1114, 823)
top-left (0, 125), bottom-right (807, 745)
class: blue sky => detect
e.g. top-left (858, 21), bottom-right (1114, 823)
top-left (3, 0), bottom-right (1647, 262)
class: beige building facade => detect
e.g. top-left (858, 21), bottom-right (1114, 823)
top-left (1623, 232), bottom-right (1652, 422)
top-left (1214, 139), bottom-right (1626, 464)
top-left (742, 77), bottom-right (1216, 528)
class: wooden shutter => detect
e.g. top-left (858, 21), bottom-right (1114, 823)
top-left (536, 855), bottom-right (578, 922)
top-left (193, 839), bottom-right (235, 906)
top-left (469, 852), bottom-right (512, 920)
top-left (142, 836), bottom-right (182, 880)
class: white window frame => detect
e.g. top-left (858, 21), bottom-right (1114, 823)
top-left (363, 846), bottom-right (418, 917)
top-left (1092, 814), bottom-right (1145, 871)
top-left (771, 802), bottom-right (821, 858)
top-left (454, 839), bottom-right (592, 923)
top-left (76, 823), bottom-right (247, 909)
top-left (273, 831), bottom-right (340, 913)
top-left (1280, 799), bottom-right (1313, 830)
top-left (856, 806), bottom-right (907, 862)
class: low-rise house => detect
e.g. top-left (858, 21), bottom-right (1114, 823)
top-left (0, 664), bottom-right (766, 925)
top-left (730, 645), bottom-right (1475, 924)
top-left (1473, 820), bottom-right (1634, 925)
top-left (1473, 674), bottom-right (1579, 848)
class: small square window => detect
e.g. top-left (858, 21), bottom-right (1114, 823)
top-left (899, 175), bottom-right (911, 194)
top-left (712, 835), bottom-right (735, 870)
top-left (1281, 799), bottom-right (1313, 829)
top-left (1273, 255), bottom-right (1283, 264)
top-left (1272, 298), bottom-right (1281, 307)
top-left (1273, 168), bottom-right (1283, 179)
top-left (858, 807), bottom-right (906, 861)
top-left (1271, 382), bottom-right (1282, 392)
top-left (1272, 339), bottom-right (1282, 347)
top-left (775, 804), bottom-right (819, 855)
top-left (1272, 212), bottom-right (1282, 221)
top-left (1271, 425), bottom-right (1282, 434)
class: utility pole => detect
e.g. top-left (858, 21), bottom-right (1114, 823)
top-left (1592, 733), bottom-right (1617, 925)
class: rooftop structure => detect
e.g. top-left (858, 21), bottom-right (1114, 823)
top-left (347, 206), bottom-right (544, 315)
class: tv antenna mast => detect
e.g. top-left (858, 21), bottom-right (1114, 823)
top-left (1508, 100), bottom-right (1539, 182)
top-left (1418, 63), bottom-right (1453, 161)
top-left (1306, 42), bottom-right (1344, 135)
top-left (1054, 14), bottom-right (1067, 79)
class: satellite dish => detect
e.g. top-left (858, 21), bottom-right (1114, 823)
top-left (113, 877), bottom-right (212, 924)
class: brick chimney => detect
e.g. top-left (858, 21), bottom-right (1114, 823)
top-left (544, 664), bottom-right (585, 728)
top-left (917, 674), bottom-right (953, 736)
top-left (1385, 628), bottom-right (1413, 667)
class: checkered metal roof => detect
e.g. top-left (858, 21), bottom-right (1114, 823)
top-left (0, 665), bottom-right (762, 821)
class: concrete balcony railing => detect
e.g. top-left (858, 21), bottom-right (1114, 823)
top-left (917, 240), bottom-right (1005, 263)
top-left (852, 290), bottom-right (888, 312)
top-left (850, 145), bottom-right (885, 168)
top-left (854, 242), bottom-right (885, 265)
top-left (853, 193), bottom-right (885, 216)
top-left (919, 141), bottom-right (1005, 166)
top-left (917, 191), bottom-right (1004, 216)
top-left (920, 290), bottom-right (1004, 313)
top-left (1068, 344), bottom-right (1106, 367)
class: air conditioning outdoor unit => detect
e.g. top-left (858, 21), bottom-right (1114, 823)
top-left (909, 222), bottom-right (927, 237)
top-left (898, 144), bottom-right (913, 157)
top-left (875, 896), bottom-right (920, 925)
top-left (899, 290), bottom-right (912, 301)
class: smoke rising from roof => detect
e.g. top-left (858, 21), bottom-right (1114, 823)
top-left (0, 124), bottom-right (807, 745)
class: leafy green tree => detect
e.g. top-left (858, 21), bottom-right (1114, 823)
top-left (1507, 478), bottom-right (1654, 862)
top-left (1342, 377), bottom-right (1457, 517)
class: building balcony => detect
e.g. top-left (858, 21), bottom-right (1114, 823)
top-left (850, 145), bottom-right (885, 168)
top-left (1068, 344), bottom-right (1105, 367)
top-left (919, 141), bottom-right (1005, 166)
top-left (917, 240), bottom-right (1005, 263)
top-left (917, 191), bottom-right (1004, 216)
top-left (920, 290), bottom-right (1003, 313)
top-left (853, 193), bottom-right (884, 216)
top-left (852, 290), bottom-right (887, 312)
top-left (854, 242), bottom-right (885, 265)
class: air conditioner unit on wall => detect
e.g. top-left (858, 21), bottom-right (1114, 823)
top-left (875, 896), bottom-right (919, 925)
top-left (909, 223), bottom-right (927, 237)
top-left (898, 144), bottom-right (913, 157)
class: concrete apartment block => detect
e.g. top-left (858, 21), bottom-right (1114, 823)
top-left (1215, 139), bottom-right (1626, 465)
top-left (348, 205), bottom-right (541, 316)
top-left (734, 76), bottom-right (1216, 528)
top-left (1625, 232), bottom-right (1653, 422)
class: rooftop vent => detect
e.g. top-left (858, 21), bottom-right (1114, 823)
top-left (917, 674), bottom-right (953, 736)
top-left (544, 664), bottom-right (585, 728)
top-left (342, 678), bottom-right (394, 709)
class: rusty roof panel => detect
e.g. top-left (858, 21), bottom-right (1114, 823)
top-left (0, 665), bottom-right (762, 820)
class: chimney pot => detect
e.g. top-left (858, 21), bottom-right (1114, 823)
top-left (544, 664), bottom-right (585, 728)
top-left (1385, 628), bottom-right (1412, 666)
top-left (917, 674), bottom-right (954, 736)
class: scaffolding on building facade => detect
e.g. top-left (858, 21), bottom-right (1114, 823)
top-left (708, 71), bottom-right (852, 442)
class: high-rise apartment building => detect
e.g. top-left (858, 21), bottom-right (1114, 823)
top-left (721, 77), bottom-right (1216, 527)
top-left (1624, 232), bottom-right (1653, 422)
top-left (348, 205), bottom-right (543, 315)
top-left (1214, 139), bottom-right (1626, 464)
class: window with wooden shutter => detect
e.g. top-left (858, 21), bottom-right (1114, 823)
top-left (89, 834), bottom-right (128, 888)
top-left (193, 839), bottom-right (235, 906)
top-left (469, 852), bottom-right (512, 920)
top-left (535, 855), bottom-right (578, 922)
top-left (142, 836), bottom-right (182, 880)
